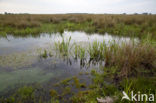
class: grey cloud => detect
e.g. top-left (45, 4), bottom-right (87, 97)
top-left (0, 0), bottom-right (155, 14)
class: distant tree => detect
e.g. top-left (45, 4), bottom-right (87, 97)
top-left (142, 12), bottom-right (148, 15)
top-left (4, 12), bottom-right (7, 15)
top-left (134, 13), bottom-right (138, 15)
top-left (149, 13), bottom-right (152, 15)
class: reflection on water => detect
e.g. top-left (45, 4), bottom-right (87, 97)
top-left (0, 31), bottom-right (136, 55)
top-left (0, 31), bottom-right (137, 96)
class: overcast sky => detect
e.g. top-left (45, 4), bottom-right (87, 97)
top-left (0, 0), bottom-right (156, 14)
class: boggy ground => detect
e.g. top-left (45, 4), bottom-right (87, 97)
top-left (0, 14), bottom-right (156, 103)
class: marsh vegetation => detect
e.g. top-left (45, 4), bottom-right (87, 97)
top-left (0, 14), bottom-right (155, 103)
top-left (0, 14), bottom-right (156, 39)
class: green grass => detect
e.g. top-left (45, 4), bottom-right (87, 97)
top-left (55, 36), bottom-right (72, 56)
top-left (74, 44), bottom-right (86, 60)
top-left (88, 41), bottom-right (105, 61)
top-left (40, 50), bottom-right (48, 58)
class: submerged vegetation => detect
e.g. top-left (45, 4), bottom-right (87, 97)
top-left (0, 14), bottom-right (156, 103)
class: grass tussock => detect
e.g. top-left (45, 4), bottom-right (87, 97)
top-left (103, 42), bottom-right (156, 78)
